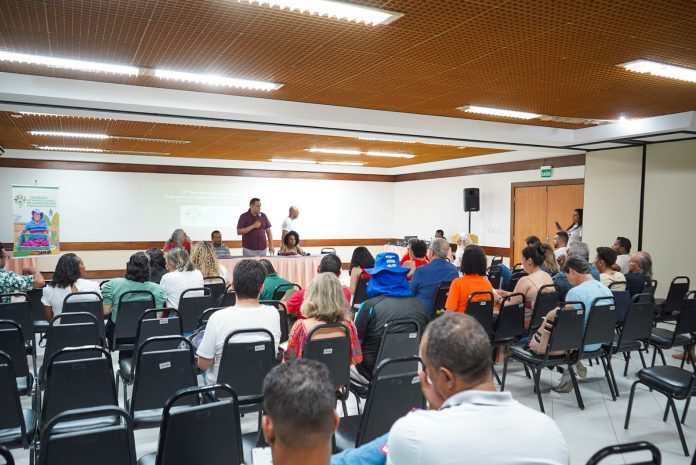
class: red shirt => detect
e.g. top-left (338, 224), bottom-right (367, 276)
top-left (286, 286), bottom-right (353, 319)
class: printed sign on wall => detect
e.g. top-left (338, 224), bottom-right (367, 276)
top-left (12, 185), bottom-right (60, 257)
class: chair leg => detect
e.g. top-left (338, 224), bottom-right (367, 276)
top-left (524, 364), bottom-right (531, 379)
top-left (651, 346), bottom-right (658, 366)
top-left (568, 364), bottom-right (584, 410)
top-left (355, 394), bottom-right (362, 415)
top-left (638, 348), bottom-right (647, 369)
top-left (501, 357), bottom-right (510, 391)
top-left (682, 395), bottom-right (691, 424)
top-left (624, 380), bottom-right (640, 429)
top-left (667, 397), bottom-right (690, 456)
top-left (533, 368), bottom-right (544, 413)
top-left (658, 348), bottom-right (667, 366)
top-left (663, 402), bottom-right (670, 422)
top-left (601, 356), bottom-right (617, 400)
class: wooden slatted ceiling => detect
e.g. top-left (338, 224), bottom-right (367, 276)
top-left (0, 0), bottom-right (694, 130)
top-left (0, 111), bottom-right (509, 167)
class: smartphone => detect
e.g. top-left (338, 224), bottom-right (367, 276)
top-left (252, 447), bottom-right (273, 465)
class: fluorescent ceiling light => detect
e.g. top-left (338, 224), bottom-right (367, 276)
top-left (0, 50), bottom-right (139, 76)
top-left (237, 0), bottom-right (402, 26)
top-left (269, 158), bottom-right (317, 164)
top-left (318, 161), bottom-right (365, 166)
top-left (365, 151), bottom-right (415, 159)
top-left (458, 105), bottom-right (540, 120)
top-left (18, 112), bottom-right (117, 120)
top-left (30, 131), bottom-right (109, 139)
top-left (307, 148), bottom-right (361, 155)
top-left (358, 137), bottom-right (462, 147)
top-left (36, 146), bottom-right (104, 153)
top-left (155, 69), bottom-right (282, 91)
top-left (619, 59), bottom-right (696, 84)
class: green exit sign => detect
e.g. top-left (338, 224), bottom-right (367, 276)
top-left (541, 165), bottom-right (553, 178)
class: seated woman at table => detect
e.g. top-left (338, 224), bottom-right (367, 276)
top-left (498, 244), bottom-right (554, 317)
top-left (190, 241), bottom-right (229, 284)
top-left (445, 245), bottom-right (496, 313)
top-left (284, 272), bottom-right (362, 365)
top-left (163, 228), bottom-right (191, 254)
top-left (349, 246), bottom-right (375, 295)
top-left (42, 253), bottom-right (101, 321)
top-left (278, 231), bottom-right (306, 256)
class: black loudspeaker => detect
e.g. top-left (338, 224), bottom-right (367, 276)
top-left (464, 188), bottom-right (480, 212)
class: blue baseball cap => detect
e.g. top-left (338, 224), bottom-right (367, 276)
top-left (365, 252), bottom-right (409, 275)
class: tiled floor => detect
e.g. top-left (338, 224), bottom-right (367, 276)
top-left (11, 343), bottom-right (695, 465)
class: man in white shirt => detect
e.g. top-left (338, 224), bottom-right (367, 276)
top-left (553, 231), bottom-right (569, 262)
top-left (612, 236), bottom-right (632, 273)
top-left (281, 206), bottom-right (300, 240)
top-left (197, 259), bottom-right (282, 383)
top-left (387, 313), bottom-right (569, 465)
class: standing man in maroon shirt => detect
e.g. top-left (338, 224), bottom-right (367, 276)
top-left (237, 197), bottom-right (275, 256)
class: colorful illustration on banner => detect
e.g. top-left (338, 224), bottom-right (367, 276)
top-left (12, 185), bottom-right (60, 257)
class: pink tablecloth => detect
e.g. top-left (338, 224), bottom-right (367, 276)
top-left (219, 255), bottom-right (324, 289)
top-left (3, 251), bottom-right (38, 273)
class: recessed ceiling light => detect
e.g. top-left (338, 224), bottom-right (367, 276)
top-left (269, 158), bottom-right (317, 164)
top-left (458, 105), bottom-right (540, 120)
top-left (154, 69), bottom-right (282, 91)
top-left (237, 0), bottom-right (402, 26)
top-left (30, 131), bottom-right (109, 139)
top-left (35, 146), bottom-right (104, 152)
top-left (19, 111), bottom-right (117, 120)
top-left (619, 59), bottom-right (696, 84)
top-left (318, 161), bottom-right (365, 166)
top-left (307, 148), bottom-right (361, 155)
top-left (0, 50), bottom-right (139, 76)
top-left (365, 151), bottom-right (415, 159)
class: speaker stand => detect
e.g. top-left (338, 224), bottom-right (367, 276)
top-left (468, 211), bottom-right (472, 234)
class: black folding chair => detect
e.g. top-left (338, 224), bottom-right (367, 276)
top-left (112, 291), bottom-right (156, 352)
top-left (465, 291), bottom-right (495, 338)
top-left (137, 385), bottom-right (244, 465)
top-left (216, 285), bottom-right (236, 307)
top-left (502, 303), bottom-right (586, 413)
top-left (0, 294), bottom-right (36, 376)
top-left (351, 276), bottom-right (370, 312)
top-left (197, 307), bottom-right (224, 327)
top-left (321, 248), bottom-right (337, 254)
top-left (127, 336), bottom-right (198, 429)
top-left (430, 280), bottom-right (452, 319)
top-left (99, 280), bottom-right (110, 290)
top-left (335, 356), bottom-right (425, 451)
top-left (527, 284), bottom-right (561, 336)
top-left (654, 276), bottom-right (690, 323)
top-left (0, 321), bottom-right (33, 396)
top-left (62, 292), bottom-right (106, 341)
top-left (37, 406), bottom-right (136, 465)
top-left (586, 441), bottom-right (661, 465)
top-left (259, 300), bottom-right (289, 344)
top-left (305, 323), bottom-right (352, 416)
top-left (487, 266), bottom-right (502, 290)
top-left (649, 291), bottom-right (696, 367)
top-left (493, 293), bottom-right (526, 384)
top-left (490, 256), bottom-right (503, 267)
top-left (611, 289), bottom-right (631, 325)
top-left (203, 277), bottom-right (226, 307)
top-left (271, 283), bottom-right (301, 301)
top-left (0, 351), bottom-right (37, 451)
top-left (507, 271), bottom-right (528, 292)
top-left (178, 288), bottom-right (212, 334)
top-left (41, 312), bottom-right (101, 382)
top-left (26, 288), bottom-right (48, 337)
top-left (0, 446), bottom-right (14, 465)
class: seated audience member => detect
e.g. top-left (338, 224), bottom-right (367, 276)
top-left (349, 246), bottom-right (375, 295)
top-left (624, 251), bottom-right (653, 297)
top-left (197, 259), bottom-right (281, 383)
top-left (410, 238), bottom-right (459, 312)
top-left (190, 241), bottom-right (229, 283)
top-left (445, 245), bottom-right (496, 313)
top-left (259, 259), bottom-right (292, 301)
top-left (278, 230), bottom-right (306, 256)
top-left (403, 239), bottom-right (429, 280)
top-left (163, 228), bottom-right (191, 253)
top-left (387, 313), bottom-right (569, 465)
top-left (0, 243), bottom-right (45, 301)
top-left (434, 229), bottom-right (445, 239)
top-left (262, 359), bottom-right (338, 465)
top-left (210, 230), bottom-right (231, 258)
top-left (612, 236), bottom-right (632, 273)
top-left (285, 273), bottom-right (362, 365)
top-left (159, 247), bottom-right (204, 309)
top-left (453, 232), bottom-right (473, 268)
top-left (498, 244), bottom-right (554, 316)
top-left (525, 235), bottom-right (542, 247)
top-left (102, 252), bottom-right (166, 344)
top-left (286, 254), bottom-right (351, 319)
top-left (42, 253), bottom-right (100, 321)
top-left (553, 231), bottom-right (569, 261)
top-left (595, 247), bottom-right (627, 290)
top-left (541, 243), bottom-right (560, 276)
top-left (365, 252), bottom-right (413, 299)
top-left (552, 256), bottom-right (613, 393)
top-left (399, 238), bottom-right (417, 266)
top-left (552, 242), bottom-right (600, 298)
top-left (353, 255), bottom-right (427, 383)
top-left (145, 247), bottom-right (167, 284)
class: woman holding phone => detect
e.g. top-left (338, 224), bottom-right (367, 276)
top-left (555, 208), bottom-right (583, 245)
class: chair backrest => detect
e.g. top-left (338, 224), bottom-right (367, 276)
top-left (352, 276), bottom-right (370, 312)
top-left (0, 294), bottom-right (34, 347)
top-left (62, 292), bottom-right (106, 339)
top-left (130, 336), bottom-right (198, 414)
top-left (304, 323), bottom-right (351, 387)
top-left (582, 297), bottom-right (617, 351)
top-left (373, 318), bottom-right (421, 376)
top-left (27, 287), bottom-right (47, 329)
top-left (0, 351), bottom-right (28, 446)
top-left (321, 247), bottom-right (337, 254)
top-left (153, 385), bottom-right (243, 465)
top-left (203, 277), bottom-right (225, 306)
top-left (490, 256), bottom-right (503, 267)
top-left (0, 320), bottom-right (30, 381)
top-left (38, 406), bottom-right (136, 465)
top-left (513, 263), bottom-right (524, 271)
top-left (198, 307), bottom-right (224, 327)
top-left (217, 329), bottom-right (275, 401)
top-left (675, 290), bottom-right (696, 336)
top-left (259, 300), bottom-right (289, 343)
top-left (663, 276), bottom-right (690, 313)
top-left (617, 295), bottom-right (654, 347)
top-left (178, 287), bottom-right (213, 334)
top-left (44, 312), bottom-right (102, 364)
top-left (487, 266), bottom-right (502, 289)
top-left (507, 271), bottom-right (528, 292)
top-left (611, 290), bottom-right (631, 323)
top-left (465, 291), bottom-right (495, 337)
top-left (585, 441), bottom-right (661, 465)
top-left (430, 280), bottom-right (452, 319)
top-left (529, 284), bottom-right (561, 333)
top-left (494, 293), bottom-right (526, 343)
top-left (546, 303), bottom-right (586, 355)
top-left (41, 346), bottom-right (117, 427)
top-left (99, 280), bottom-right (110, 290)
top-left (133, 309), bottom-right (183, 355)
top-left (272, 283), bottom-right (301, 301)
top-left (644, 280), bottom-right (658, 298)
top-left (216, 285), bottom-right (236, 307)
top-left (114, 291), bottom-right (156, 350)
top-left (0, 445), bottom-right (14, 465)
top-left (356, 356), bottom-right (425, 447)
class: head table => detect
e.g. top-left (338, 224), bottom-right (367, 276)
top-left (219, 254), bottom-right (324, 289)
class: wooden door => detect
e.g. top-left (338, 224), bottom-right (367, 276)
top-left (512, 186), bottom-right (547, 266)
top-left (546, 185), bottom-right (584, 243)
